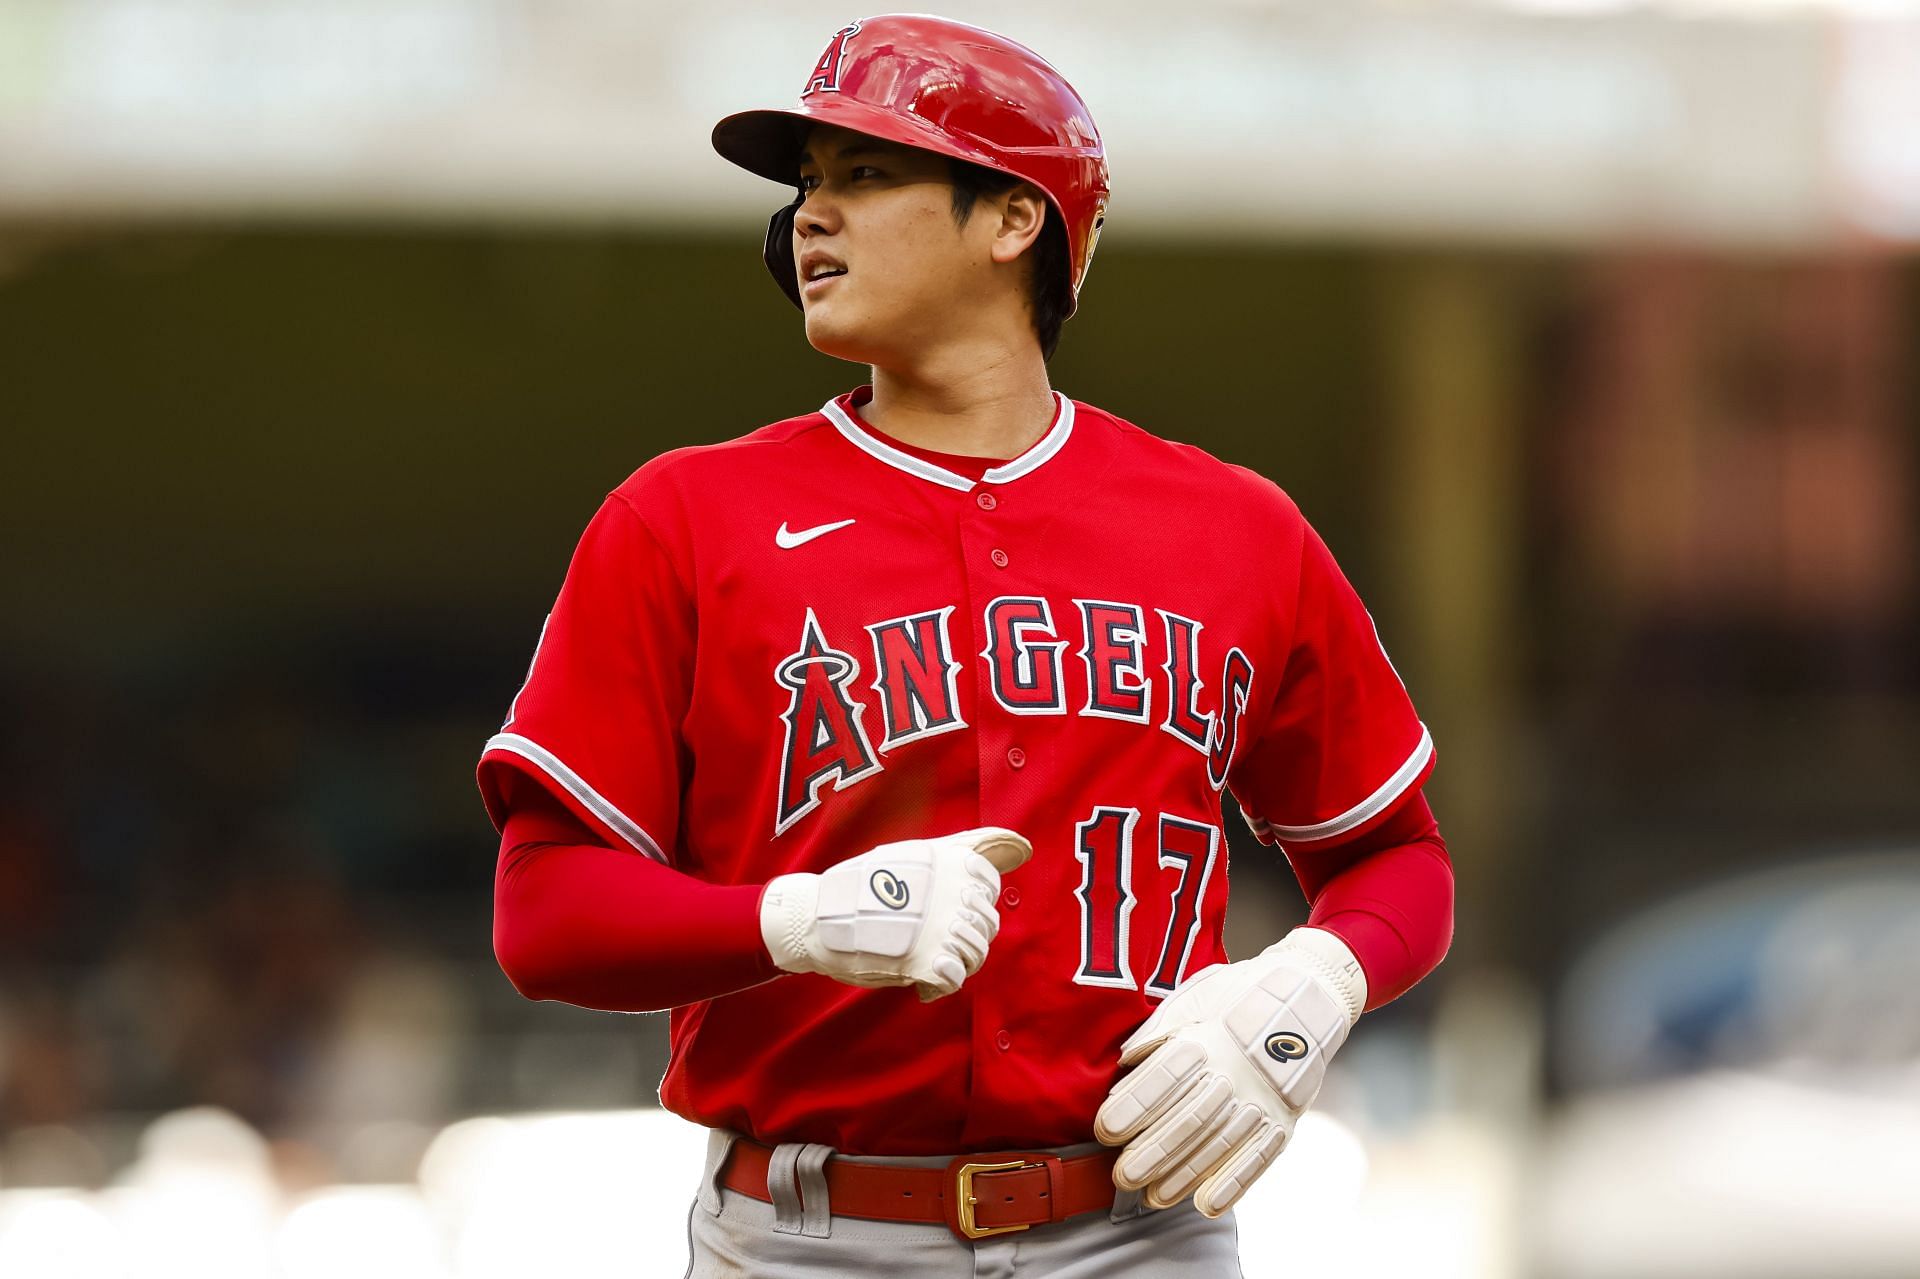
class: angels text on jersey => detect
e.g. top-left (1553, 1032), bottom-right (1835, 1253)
top-left (774, 594), bottom-right (1255, 837)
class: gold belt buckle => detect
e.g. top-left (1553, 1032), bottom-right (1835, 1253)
top-left (954, 1159), bottom-right (1037, 1239)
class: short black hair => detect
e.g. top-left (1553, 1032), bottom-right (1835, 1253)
top-left (946, 158), bottom-right (1072, 362)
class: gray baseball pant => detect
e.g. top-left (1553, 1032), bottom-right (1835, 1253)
top-left (681, 1127), bottom-right (1246, 1277)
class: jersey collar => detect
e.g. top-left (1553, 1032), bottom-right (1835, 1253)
top-left (819, 388), bottom-right (1076, 492)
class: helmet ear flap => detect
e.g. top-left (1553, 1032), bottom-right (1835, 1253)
top-left (763, 194), bottom-right (805, 311)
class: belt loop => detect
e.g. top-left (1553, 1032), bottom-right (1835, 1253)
top-left (1043, 1155), bottom-right (1069, 1225)
top-left (767, 1143), bottom-right (807, 1234)
top-left (697, 1128), bottom-right (736, 1217)
top-left (795, 1143), bottom-right (834, 1238)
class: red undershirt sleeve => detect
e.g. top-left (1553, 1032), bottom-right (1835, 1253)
top-left (1279, 788), bottom-right (1455, 1012)
top-left (493, 772), bottom-right (784, 1013)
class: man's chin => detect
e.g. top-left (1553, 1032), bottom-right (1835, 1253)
top-left (803, 311), bottom-right (888, 365)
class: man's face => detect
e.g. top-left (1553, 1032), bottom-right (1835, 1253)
top-left (792, 123), bottom-right (1010, 364)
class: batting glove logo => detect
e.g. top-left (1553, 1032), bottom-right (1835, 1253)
top-left (870, 868), bottom-right (911, 910)
top-left (1264, 1030), bottom-right (1311, 1063)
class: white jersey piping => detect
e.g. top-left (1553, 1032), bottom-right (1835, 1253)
top-left (819, 391), bottom-right (1075, 491)
top-left (484, 731), bottom-right (670, 865)
top-left (1265, 722), bottom-right (1435, 843)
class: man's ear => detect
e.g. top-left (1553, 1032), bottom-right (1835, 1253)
top-left (989, 184), bottom-right (1047, 266)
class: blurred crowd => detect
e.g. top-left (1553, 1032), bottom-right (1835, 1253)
top-left (0, 628), bottom-right (681, 1190)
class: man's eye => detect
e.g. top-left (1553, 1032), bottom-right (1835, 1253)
top-left (797, 166), bottom-right (880, 195)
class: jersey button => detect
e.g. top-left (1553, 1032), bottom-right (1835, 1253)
top-left (1002, 887), bottom-right (1021, 908)
top-left (976, 491), bottom-right (998, 511)
top-left (1006, 746), bottom-right (1026, 769)
top-left (995, 1030), bottom-right (1013, 1052)
top-left (990, 548), bottom-right (1009, 568)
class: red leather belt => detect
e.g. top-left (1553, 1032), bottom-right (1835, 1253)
top-left (719, 1136), bottom-right (1121, 1242)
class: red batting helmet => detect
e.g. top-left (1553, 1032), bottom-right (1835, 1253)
top-left (711, 14), bottom-right (1111, 320)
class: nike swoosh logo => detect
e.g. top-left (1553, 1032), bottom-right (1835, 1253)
top-left (776, 518), bottom-right (857, 549)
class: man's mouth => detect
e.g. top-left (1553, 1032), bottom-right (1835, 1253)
top-left (804, 268), bottom-right (847, 296)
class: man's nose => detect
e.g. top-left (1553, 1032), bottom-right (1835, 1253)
top-left (795, 188), bottom-right (837, 235)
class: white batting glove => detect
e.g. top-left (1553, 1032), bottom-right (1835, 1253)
top-left (1094, 926), bottom-right (1367, 1217)
top-left (759, 828), bottom-right (1032, 1002)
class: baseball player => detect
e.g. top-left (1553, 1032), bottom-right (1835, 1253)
top-left (479, 14), bottom-right (1454, 1276)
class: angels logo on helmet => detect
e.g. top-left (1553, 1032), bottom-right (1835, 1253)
top-left (803, 21), bottom-right (861, 96)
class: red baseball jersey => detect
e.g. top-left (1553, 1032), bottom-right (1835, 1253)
top-left (477, 385), bottom-right (1434, 1153)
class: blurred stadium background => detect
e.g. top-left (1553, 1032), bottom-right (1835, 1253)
top-left (2, 1), bottom-right (1917, 1276)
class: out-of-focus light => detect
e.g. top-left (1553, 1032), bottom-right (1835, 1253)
top-left (1354, 1115), bottom-right (1517, 1279)
top-left (121, 1106), bottom-right (277, 1187)
top-left (1491, 0), bottom-right (1642, 14)
top-left (416, 1115), bottom-right (515, 1228)
top-left (103, 1183), bottom-right (278, 1279)
top-left (424, 1110), bottom-right (709, 1279)
top-left (1233, 1111), bottom-right (1370, 1277)
top-left (0, 1105), bottom-right (1539, 1279)
top-left (278, 1186), bottom-right (448, 1279)
top-left (1540, 1068), bottom-right (1920, 1277)
top-left (1836, 14), bottom-right (1920, 239)
top-left (0, 1191), bottom-right (128, 1279)
top-left (1493, 0), bottom-right (1920, 12)
top-left (106, 1107), bottom-right (280, 1279)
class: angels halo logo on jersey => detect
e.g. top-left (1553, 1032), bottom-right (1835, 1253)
top-left (870, 869), bottom-right (910, 910)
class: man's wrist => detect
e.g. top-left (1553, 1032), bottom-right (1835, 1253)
top-left (758, 872), bottom-right (819, 973)
top-left (1260, 926), bottom-right (1368, 1027)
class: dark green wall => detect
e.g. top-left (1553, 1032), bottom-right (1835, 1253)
top-left (0, 227), bottom-right (1393, 666)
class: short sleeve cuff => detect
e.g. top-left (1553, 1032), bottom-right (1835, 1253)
top-left (480, 732), bottom-right (671, 865)
top-left (1259, 722), bottom-right (1435, 846)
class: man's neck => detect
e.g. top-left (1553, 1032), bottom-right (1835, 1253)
top-left (864, 345), bottom-right (1055, 461)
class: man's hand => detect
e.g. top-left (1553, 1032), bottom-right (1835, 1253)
top-left (759, 828), bottom-right (1031, 1001)
top-left (1094, 927), bottom-right (1366, 1216)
